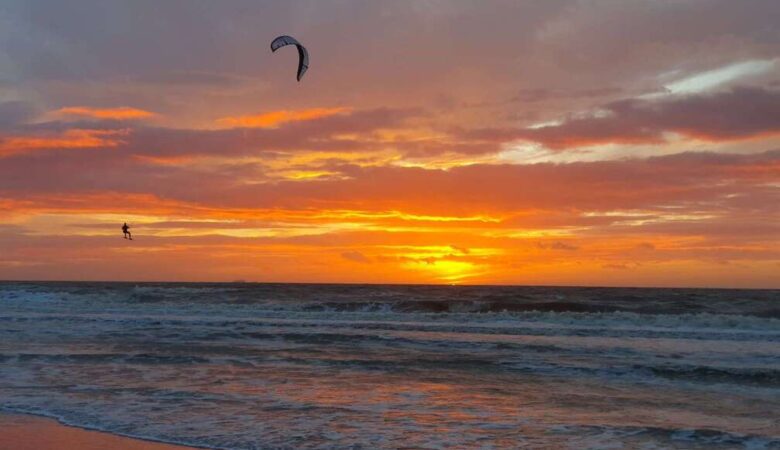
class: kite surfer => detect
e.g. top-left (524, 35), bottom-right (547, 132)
top-left (122, 222), bottom-right (132, 240)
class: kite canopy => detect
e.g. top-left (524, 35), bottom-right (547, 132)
top-left (270, 35), bottom-right (309, 81)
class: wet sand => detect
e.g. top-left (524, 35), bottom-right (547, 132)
top-left (0, 413), bottom-right (199, 450)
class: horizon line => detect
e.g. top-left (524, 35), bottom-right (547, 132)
top-left (1, 278), bottom-right (777, 291)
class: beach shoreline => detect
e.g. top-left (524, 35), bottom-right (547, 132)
top-left (0, 413), bottom-right (200, 450)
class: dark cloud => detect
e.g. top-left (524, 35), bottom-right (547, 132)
top-left (466, 87), bottom-right (780, 149)
top-left (602, 263), bottom-right (631, 270)
top-left (450, 245), bottom-right (470, 255)
top-left (537, 241), bottom-right (579, 251)
top-left (341, 250), bottom-right (371, 263)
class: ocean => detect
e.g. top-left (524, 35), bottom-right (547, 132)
top-left (0, 282), bottom-right (778, 449)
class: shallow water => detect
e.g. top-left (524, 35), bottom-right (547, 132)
top-left (1, 282), bottom-right (778, 449)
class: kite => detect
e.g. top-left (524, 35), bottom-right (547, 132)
top-left (270, 35), bottom-right (309, 81)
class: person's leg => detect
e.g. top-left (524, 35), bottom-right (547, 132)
top-left (128, 231), bottom-right (132, 239)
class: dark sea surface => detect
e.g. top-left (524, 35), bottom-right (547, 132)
top-left (1, 282), bottom-right (778, 449)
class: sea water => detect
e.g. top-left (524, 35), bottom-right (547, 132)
top-left (1, 282), bottom-right (778, 449)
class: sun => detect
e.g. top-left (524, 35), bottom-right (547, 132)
top-left (407, 260), bottom-right (477, 284)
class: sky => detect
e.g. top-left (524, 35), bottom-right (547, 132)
top-left (0, 0), bottom-right (778, 287)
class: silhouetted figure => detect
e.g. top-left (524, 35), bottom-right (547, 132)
top-left (122, 222), bottom-right (132, 240)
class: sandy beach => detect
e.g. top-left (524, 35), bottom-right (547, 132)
top-left (0, 414), bottom-right (197, 450)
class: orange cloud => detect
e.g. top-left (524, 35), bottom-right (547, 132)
top-left (0, 129), bottom-right (126, 156)
top-left (216, 107), bottom-right (350, 128)
top-left (55, 106), bottom-right (156, 120)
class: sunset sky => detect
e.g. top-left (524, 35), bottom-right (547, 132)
top-left (0, 0), bottom-right (778, 287)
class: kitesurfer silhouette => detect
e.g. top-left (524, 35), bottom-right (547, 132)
top-left (122, 222), bottom-right (132, 240)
